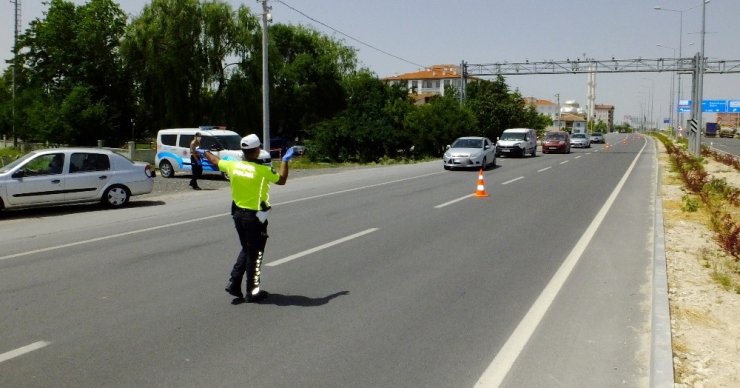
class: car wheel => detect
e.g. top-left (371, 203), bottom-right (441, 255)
top-left (222, 172), bottom-right (230, 181)
top-left (102, 185), bottom-right (130, 208)
top-left (159, 160), bottom-right (174, 178)
top-left (444, 165), bottom-right (450, 170)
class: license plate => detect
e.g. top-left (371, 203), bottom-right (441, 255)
top-left (502, 149), bottom-right (510, 152)
top-left (549, 147), bottom-right (557, 150)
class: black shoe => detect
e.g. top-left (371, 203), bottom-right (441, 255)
top-left (246, 290), bottom-right (269, 303)
top-left (225, 283), bottom-right (243, 299)
top-left (192, 185), bottom-right (201, 190)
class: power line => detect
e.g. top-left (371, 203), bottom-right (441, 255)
top-left (275, 0), bottom-right (425, 70)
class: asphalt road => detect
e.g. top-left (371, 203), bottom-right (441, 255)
top-left (703, 136), bottom-right (740, 156)
top-left (0, 133), bottom-right (659, 387)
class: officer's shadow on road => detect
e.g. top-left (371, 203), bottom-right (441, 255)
top-left (233, 290), bottom-right (350, 307)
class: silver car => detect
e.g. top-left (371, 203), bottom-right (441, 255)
top-left (589, 132), bottom-right (605, 144)
top-left (570, 133), bottom-right (591, 148)
top-left (443, 136), bottom-right (496, 170)
top-left (0, 148), bottom-right (155, 211)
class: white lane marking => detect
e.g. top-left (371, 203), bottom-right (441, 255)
top-left (502, 176), bottom-right (523, 185)
top-left (559, 160), bottom-right (569, 165)
top-left (435, 193), bottom-right (475, 209)
top-left (475, 140), bottom-right (647, 387)
top-left (0, 341), bottom-right (50, 364)
top-left (267, 228), bottom-right (379, 267)
top-left (1, 171), bottom-right (442, 261)
top-left (277, 171), bottom-right (444, 206)
top-left (575, 155), bottom-right (582, 159)
top-left (0, 214), bottom-right (226, 261)
top-left (537, 167), bottom-right (551, 173)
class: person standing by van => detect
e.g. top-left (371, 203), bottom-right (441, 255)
top-left (189, 132), bottom-right (203, 190)
top-left (201, 134), bottom-right (295, 303)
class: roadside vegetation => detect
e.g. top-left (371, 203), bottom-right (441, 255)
top-left (0, 0), bottom-right (550, 165)
top-left (652, 133), bottom-right (740, 293)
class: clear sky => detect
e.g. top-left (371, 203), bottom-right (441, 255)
top-left (2, 0), bottom-right (739, 126)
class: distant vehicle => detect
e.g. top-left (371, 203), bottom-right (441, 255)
top-left (443, 136), bottom-right (496, 170)
top-left (293, 143), bottom-right (306, 155)
top-left (705, 122), bottom-right (719, 137)
top-left (589, 132), bottom-right (605, 144)
top-left (496, 128), bottom-right (537, 157)
top-left (0, 148), bottom-right (154, 211)
top-left (269, 137), bottom-right (291, 158)
top-left (570, 133), bottom-right (591, 148)
top-left (542, 131), bottom-right (571, 154)
top-left (155, 127), bottom-right (271, 179)
top-left (719, 127), bottom-right (736, 138)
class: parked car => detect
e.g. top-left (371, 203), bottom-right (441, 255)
top-left (589, 132), bottom-right (605, 144)
top-left (443, 136), bottom-right (496, 170)
top-left (155, 127), bottom-right (271, 179)
top-left (496, 128), bottom-right (537, 157)
top-left (0, 148), bottom-right (154, 211)
top-left (541, 131), bottom-right (571, 154)
top-left (570, 133), bottom-right (591, 148)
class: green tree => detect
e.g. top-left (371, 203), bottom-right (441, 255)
top-left (307, 70), bottom-right (414, 162)
top-left (16, 0), bottom-right (131, 145)
top-left (262, 24), bottom-right (357, 141)
top-left (405, 92), bottom-right (477, 157)
top-left (122, 0), bottom-right (246, 134)
top-left (464, 75), bottom-right (546, 141)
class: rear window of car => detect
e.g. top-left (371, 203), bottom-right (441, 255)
top-left (591, 133), bottom-right (602, 136)
top-left (179, 135), bottom-right (194, 148)
top-left (545, 133), bottom-right (565, 140)
top-left (160, 134), bottom-right (177, 146)
top-left (573, 134), bottom-right (586, 138)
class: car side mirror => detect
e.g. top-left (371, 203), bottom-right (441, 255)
top-left (12, 169), bottom-right (25, 179)
top-left (445, 145), bottom-right (450, 150)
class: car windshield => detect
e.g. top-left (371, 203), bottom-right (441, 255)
top-left (208, 135), bottom-right (242, 150)
top-left (0, 152), bottom-right (36, 174)
top-left (500, 132), bottom-right (526, 140)
top-left (573, 134), bottom-right (587, 139)
top-left (451, 139), bottom-right (482, 148)
top-left (545, 133), bottom-right (566, 140)
top-left (591, 133), bottom-right (602, 136)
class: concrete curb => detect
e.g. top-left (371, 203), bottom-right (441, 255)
top-left (651, 139), bottom-right (675, 387)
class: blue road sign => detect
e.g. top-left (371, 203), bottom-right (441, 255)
top-left (729, 100), bottom-right (740, 113)
top-left (701, 100), bottom-right (727, 113)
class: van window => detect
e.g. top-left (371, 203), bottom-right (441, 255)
top-left (179, 135), bottom-right (194, 148)
top-left (160, 134), bottom-right (177, 146)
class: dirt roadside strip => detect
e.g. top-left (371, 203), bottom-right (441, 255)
top-left (657, 140), bottom-right (740, 388)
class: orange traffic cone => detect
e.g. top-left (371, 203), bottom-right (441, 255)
top-left (475, 169), bottom-right (489, 197)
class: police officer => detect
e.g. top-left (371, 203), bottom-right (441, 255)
top-left (189, 132), bottom-right (203, 190)
top-left (201, 134), bottom-right (295, 303)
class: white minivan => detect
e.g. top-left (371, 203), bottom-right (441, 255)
top-left (155, 127), bottom-right (271, 178)
top-left (496, 128), bottom-right (538, 158)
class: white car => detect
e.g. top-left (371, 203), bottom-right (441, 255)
top-left (570, 133), bottom-right (591, 148)
top-left (443, 136), bottom-right (496, 170)
top-left (0, 148), bottom-right (154, 211)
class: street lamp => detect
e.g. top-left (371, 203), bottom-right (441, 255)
top-left (641, 78), bottom-right (655, 131)
top-left (259, 0), bottom-right (272, 152)
top-left (655, 0), bottom-right (710, 154)
top-left (656, 44), bottom-right (677, 136)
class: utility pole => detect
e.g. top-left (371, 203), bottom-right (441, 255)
top-left (259, 0), bottom-right (271, 152)
top-left (11, 0), bottom-right (21, 147)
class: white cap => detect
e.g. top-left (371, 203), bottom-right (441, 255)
top-left (240, 134), bottom-right (261, 150)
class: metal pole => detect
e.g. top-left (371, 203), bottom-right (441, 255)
top-left (677, 10), bottom-right (683, 139)
top-left (260, 0), bottom-right (271, 152)
top-left (695, 0), bottom-right (706, 155)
